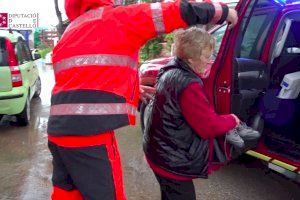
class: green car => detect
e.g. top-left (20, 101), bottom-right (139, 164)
top-left (0, 30), bottom-right (41, 126)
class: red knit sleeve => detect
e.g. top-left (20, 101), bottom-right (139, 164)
top-left (179, 82), bottom-right (237, 139)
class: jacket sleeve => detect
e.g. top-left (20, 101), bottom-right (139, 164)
top-left (180, 0), bottom-right (229, 26)
top-left (116, 0), bottom-right (229, 47)
top-left (179, 82), bottom-right (237, 139)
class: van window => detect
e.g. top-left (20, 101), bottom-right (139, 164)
top-left (271, 21), bottom-right (300, 86)
top-left (240, 14), bottom-right (268, 58)
top-left (283, 21), bottom-right (300, 52)
top-left (0, 38), bottom-right (8, 66)
top-left (235, 0), bottom-right (279, 60)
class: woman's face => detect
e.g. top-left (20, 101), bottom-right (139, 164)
top-left (188, 48), bottom-right (213, 76)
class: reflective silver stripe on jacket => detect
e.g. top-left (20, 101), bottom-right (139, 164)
top-left (50, 103), bottom-right (137, 116)
top-left (65, 8), bottom-right (104, 32)
top-left (150, 3), bottom-right (165, 35)
top-left (54, 54), bottom-right (138, 73)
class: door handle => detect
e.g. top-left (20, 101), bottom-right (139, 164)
top-left (218, 86), bottom-right (231, 93)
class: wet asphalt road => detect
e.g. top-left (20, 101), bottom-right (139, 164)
top-left (0, 62), bottom-right (300, 200)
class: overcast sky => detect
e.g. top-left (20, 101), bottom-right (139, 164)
top-left (0, 0), bottom-right (67, 27)
top-left (0, 0), bottom-right (237, 27)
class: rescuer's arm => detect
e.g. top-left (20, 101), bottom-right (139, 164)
top-left (117, 0), bottom-right (237, 46)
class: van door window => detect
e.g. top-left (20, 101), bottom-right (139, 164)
top-left (240, 14), bottom-right (268, 58)
top-left (234, 1), bottom-right (279, 60)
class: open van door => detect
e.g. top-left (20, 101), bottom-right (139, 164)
top-left (206, 0), bottom-right (253, 171)
top-left (207, 0), bottom-right (282, 167)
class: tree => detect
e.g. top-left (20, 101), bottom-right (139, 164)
top-left (34, 28), bottom-right (42, 48)
top-left (54, 0), bottom-right (64, 37)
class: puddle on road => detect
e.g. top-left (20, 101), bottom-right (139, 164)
top-left (1, 61), bottom-right (300, 200)
top-left (20, 117), bottom-right (52, 200)
top-left (0, 63), bottom-right (54, 200)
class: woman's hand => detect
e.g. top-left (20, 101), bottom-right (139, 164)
top-left (140, 85), bottom-right (156, 103)
top-left (231, 114), bottom-right (240, 127)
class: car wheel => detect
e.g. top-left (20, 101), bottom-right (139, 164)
top-left (33, 77), bottom-right (41, 98)
top-left (16, 97), bottom-right (30, 126)
top-left (0, 114), bottom-right (3, 122)
top-left (140, 101), bottom-right (152, 134)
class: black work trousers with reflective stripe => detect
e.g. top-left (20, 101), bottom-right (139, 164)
top-left (154, 173), bottom-right (196, 200)
top-left (48, 141), bottom-right (117, 200)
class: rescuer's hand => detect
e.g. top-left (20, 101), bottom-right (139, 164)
top-left (227, 8), bottom-right (238, 28)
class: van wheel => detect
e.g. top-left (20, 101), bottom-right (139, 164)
top-left (16, 98), bottom-right (30, 126)
top-left (33, 77), bottom-right (41, 98)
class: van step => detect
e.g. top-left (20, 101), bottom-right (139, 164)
top-left (264, 132), bottom-right (300, 161)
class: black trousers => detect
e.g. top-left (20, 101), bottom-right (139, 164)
top-left (48, 141), bottom-right (117, 200)
top-left (154, 173), bottom-right (196, 200)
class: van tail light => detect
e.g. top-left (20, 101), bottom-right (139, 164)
top-left (10, 66), bottom-right (23, 87)
top-left (5, 39), bottom-right (22, 87)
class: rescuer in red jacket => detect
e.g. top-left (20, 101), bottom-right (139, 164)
top-left (47, 0), bottom-right (238, 199)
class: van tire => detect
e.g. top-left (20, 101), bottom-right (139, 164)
top-left (16, 98), bottom-right (30, 126)
top-left (33, 77), bottom-right (41, 98)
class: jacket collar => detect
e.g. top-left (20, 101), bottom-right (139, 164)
top-left (174, 57), bottom-right (200, 78)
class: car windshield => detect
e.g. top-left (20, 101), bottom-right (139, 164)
top-left (0, 38), bottom-right (8, 67)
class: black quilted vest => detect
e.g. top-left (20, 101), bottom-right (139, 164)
top-left (143, 57), bottom-right (209, 178)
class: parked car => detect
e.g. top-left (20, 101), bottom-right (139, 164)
top-left (0, 30), bottom-right (41, 126)
top-left (139, 0), bottom-right (300, 182)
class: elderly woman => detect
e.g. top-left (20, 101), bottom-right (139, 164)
top-left (143, 27), bottom-right (241, 200)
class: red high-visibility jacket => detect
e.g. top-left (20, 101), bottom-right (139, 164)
top-left (47, 0), bottom-right (228, 137)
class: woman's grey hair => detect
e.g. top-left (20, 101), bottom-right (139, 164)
top-left (174, 26), bottom-right (215, 61)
